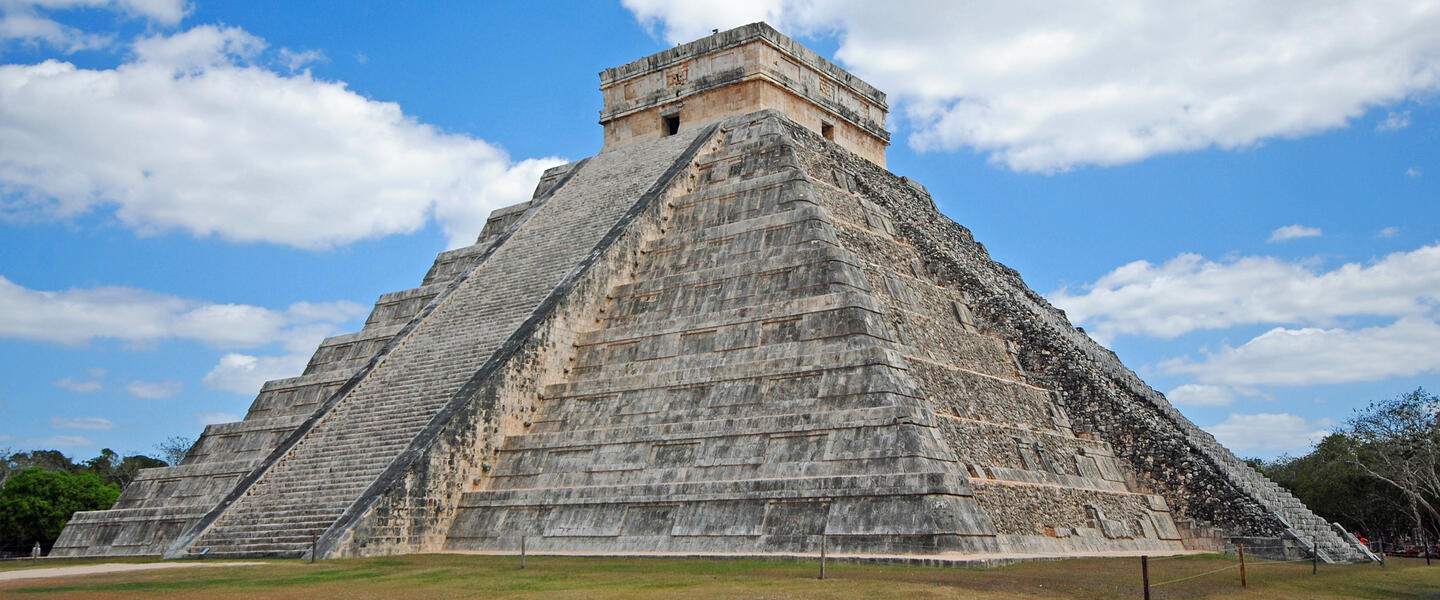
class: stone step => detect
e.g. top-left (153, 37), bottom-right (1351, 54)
top-left (183, 124), bottom-right (715, 556)
top-left (529, 392), bottom-right (904, 434)
top-left (502, 405), bottom-right (909, 451)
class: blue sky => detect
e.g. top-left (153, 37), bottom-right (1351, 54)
top-left (0, 1), bottom-right (1435, 461)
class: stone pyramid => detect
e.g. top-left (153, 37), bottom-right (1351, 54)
top-left (54, 23), bottom-right (1373, 564)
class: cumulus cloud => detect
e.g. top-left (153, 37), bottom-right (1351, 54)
top-left (1049, 243), bottom-right (1440, 341)
top-left (1376, 110), bottom-right (1411, 132)
top-left (1267, 224), bottom-right (1321, 243)
top-left (625, 1), bottom-right (1440, 172)
top-left (53, 375), bottom-right (101, 392)
top-left (202, 352), bottom-right (308, 396)
top-left (126, 379), bottom-right (181, 399)
top-left (0, 25), bottom-right (562, 249)
top-left (1160, 317), bottom-right (1440, 386)
top-left (49, 416), bottom-right (113, 430)
top-left (0, 8), bottom-right (108, 52)
top-left (38, 434), bottom-right (93, 447)
top-left (0, 1), bottom-right (185, 53)
top-left (196, 411), bottom-right (238, 425)
top-left (1207, 413), bottom-right (1334, 454)
top-left (0, 275), bottom-right (365, 350)
top-left (1166, 384), bottom-right (1269, 407)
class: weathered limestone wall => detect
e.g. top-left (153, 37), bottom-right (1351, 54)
top-left (604, 79), bottom-right (888, 168)
top-left (600, 23), bottom-right (888, 166)
top-left (796, 120), bottom-right (1185, 556)
top-left (782, 114), bottom-right (1370, 562)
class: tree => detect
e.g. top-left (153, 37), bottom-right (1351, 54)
top-left (0, 446), bottom-right (13, 488)
top-left (1257, 435), bottom-right (1411, 538)
top-left (156, 436), bottom-right (194, 466)
top-left (84, 448), bottom-right (166, 489)
top-left (1346, 388), bottom-right (1440, 529)
top-left (0, 467), bottom-right (119, 554)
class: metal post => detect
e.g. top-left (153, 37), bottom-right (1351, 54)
top-left (1312, 538), bottom-right (1318, 575)
top-left (1379, 535), bottom-right (1385, 568)
top-left (819, 534), bottom-right (826, 580)
top-left (520, 535), bottom-right (526, 569)
top-left (1425, 529), bottom-right (1432, 566)
top-left (1238, 542), bottom-right (1246, 588)
top-left (1141, 555), bottom-right (1150, 600)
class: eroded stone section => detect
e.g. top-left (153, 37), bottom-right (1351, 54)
top-left (782, 113), bottom-right (1369, 562)
top-left (795, 124), bottom-right (1185, 556)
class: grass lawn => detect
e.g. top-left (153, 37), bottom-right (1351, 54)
top-left (0, 556), bottom-right (155, 573)
top-left (2, 553), bottom-right (1436, 599)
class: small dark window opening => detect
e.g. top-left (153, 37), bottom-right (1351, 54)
top-left (821, 122), bottom-right (835, 140)
top-left (663, 115), bottom-right (681, 136)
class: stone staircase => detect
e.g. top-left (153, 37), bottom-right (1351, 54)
top-left (173, 128), bottom-right (713, 558)
top-left (1128, 391), bottom-right (1370, 561)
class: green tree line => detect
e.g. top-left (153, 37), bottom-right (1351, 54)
top-left (1251, 387), bottom-right (1439, 552)
top-left (0, 438), bottom-right (189, 556)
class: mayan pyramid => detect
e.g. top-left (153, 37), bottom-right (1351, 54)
top-left (54, 23), bottom-right (1373, 563)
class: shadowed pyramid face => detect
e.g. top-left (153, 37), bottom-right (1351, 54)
top-left (52, 22), bottom-right (1373, 566)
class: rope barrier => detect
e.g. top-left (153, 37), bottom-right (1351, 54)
top-left (1242, 554), bottom-right (1315, 564)
top-left (1149, 563), bottom-right (1239, 587)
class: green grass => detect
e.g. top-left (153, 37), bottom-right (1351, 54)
top-left (2, 553), bottom-right (1437, 599)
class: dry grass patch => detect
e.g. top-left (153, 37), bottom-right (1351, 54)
top-left (0, 553), bottom-right (1435, 599)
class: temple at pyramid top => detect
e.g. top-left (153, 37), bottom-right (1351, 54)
top-left (599, 22), bottom-right (891, 166)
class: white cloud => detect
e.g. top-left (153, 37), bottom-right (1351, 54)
top-left (1160, 317), bottom-right (1440, 386)
top-left (32, 0), bottom-right (190, 25)
top-left (0, 8), bottom-right (109, 52)
top-left (49, 416), bottom-right (113, 430)
top-left (1168, 384), bottom-right (1240, 407)
top-left (1408, 167), bottom-right (1423, 178)
top-left (125, 379), bottom-right (181, 399)
top-left (625, 1), bottom-right (1440, 172)
top-left (1378, 226), bottom-right (1400, 238)
top-left (276, 47), bottom-right (323, 72)
top-left (0, 1), bottom-right (184, 53)
top-left (196, 411), bottom-right (237, 425)
top-left (202, 352), bottom-right (308, 396)
top-left (1267, 224), bottom-right (1322, 243)
top-left (1376, 110), bottom-right (1412, 132)
top-left (627, 0), bottom-right (789, 41)
top-left (1049, 243), bottom-right (1440, 341)
top-left (1207, 413), bottom-right (1334, 454)
top-left (0, 25), bottom-right (563, 249)
top-left (53, 375), bottom-right (101, 392)
top-left (0, 274), bottom-right (365, 349)
top-left (38, 434), bottom-right (93, 447)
